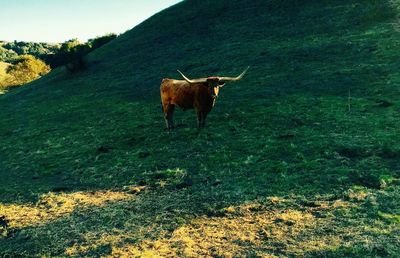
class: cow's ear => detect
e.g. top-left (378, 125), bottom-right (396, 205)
top-left (218, 81), bottom-right (226, 87)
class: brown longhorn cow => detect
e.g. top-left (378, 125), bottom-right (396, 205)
top-left (160, 67), bottom-right (249, 129)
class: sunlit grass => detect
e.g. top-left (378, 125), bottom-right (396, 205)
top-left (0, 190), bottom-right (133, 229)
top-left (110, 193), bottom-right (398, 257)
top-left (2, 188), bottom-right (394, 257)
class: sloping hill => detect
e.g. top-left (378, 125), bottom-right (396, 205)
top-left (1, 0), bottom-right (399, 256)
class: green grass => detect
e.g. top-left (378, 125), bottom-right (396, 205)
top-left (1, 0), bottom-right (400, 256)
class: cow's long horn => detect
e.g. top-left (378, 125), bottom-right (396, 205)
top-left (218, 66), bottom-right (250, 81)
top-left (177, 70), bottom-right (207, 83)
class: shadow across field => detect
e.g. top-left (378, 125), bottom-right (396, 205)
top-left (1, 181), bottom-right (399, 257)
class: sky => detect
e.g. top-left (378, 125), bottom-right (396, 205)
top-left (0, 0), bottom-right (182, 43)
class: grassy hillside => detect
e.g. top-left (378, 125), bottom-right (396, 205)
top-left (1, 0), bottom-right (399, 256)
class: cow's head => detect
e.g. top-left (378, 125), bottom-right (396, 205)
top-left (205, 77), bottom-right (224, 98)
top-left (177, 67), bottom-right (249, 98)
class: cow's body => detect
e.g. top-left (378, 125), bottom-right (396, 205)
top-left (160, 79), bottom-right (217, 129)
top-left (160, 67), bottom-right (249, 129)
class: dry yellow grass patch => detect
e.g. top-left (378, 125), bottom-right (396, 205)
top-left (109, 199), bottom-right (354, 257)
top-left (0, 190), bottom-right (133, 229)
top-left (0, 61), bottom-right (11, 91)
top-left (0, 62), bottom-right (10, 77)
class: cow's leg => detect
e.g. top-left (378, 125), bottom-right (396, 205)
top-left (162, 104), bottom-right (169, 128)
top-left (196, 110), bottom-right (208, 128)
top-left (201, 111), bottom-right (208, 128)
top-left (196, 110), bottom-right (203, 128)
top-left (165, 104), bottom-right (175, 129)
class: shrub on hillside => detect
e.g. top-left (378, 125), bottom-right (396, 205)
top-left (50, 34), bottom-right (117, 72)
top-left (88, 33), bottom-right (117, 50)
top-left (3, 55), bottom-right (50, 87)
top-left (49, 39), bottom-right (89, 72)
top-left (64, 44), bottom-right (91, 73)
top-left (49, 39), bottom-right (81, 68)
